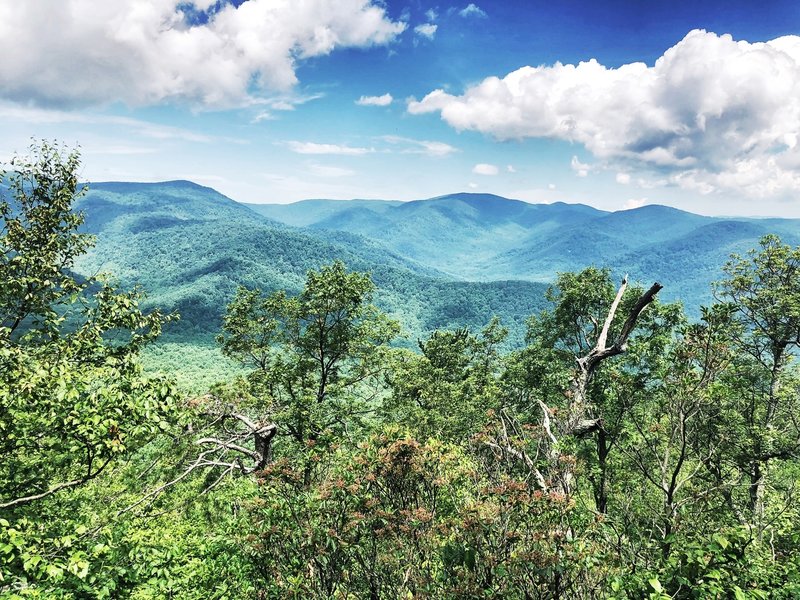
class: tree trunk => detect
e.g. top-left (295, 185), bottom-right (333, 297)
top-left (552, 280), bottom-right (662, 496)
top-left (748, 461), bottom-right (764, 523)
top-left (595, 428), bottom-right (609, 514)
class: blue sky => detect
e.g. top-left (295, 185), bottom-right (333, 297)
top-left (1, 0), bottom-right (800, 215)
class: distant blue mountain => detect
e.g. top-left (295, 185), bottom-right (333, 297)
top-left (72, 182), bottom-right (549, 347)
top-left (279, 193), bottom-right (605, 279)
top-left (245, 192), bottom-right (800, 310)
top-left (245, 198), bottom-right (401, 227)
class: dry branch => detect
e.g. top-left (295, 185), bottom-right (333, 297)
top-left (540, 278), bottom-right (663, 494)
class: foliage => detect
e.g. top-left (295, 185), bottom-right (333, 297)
top-left (383, 318), bottom-right (508, 443)
top-left (0, 143), bottom-right (177, 595)
top-left (248, 427), bottom-right (605, 599)
top-left (217, 261), bottom-right (400, 456)
top-left (4, 145), bottom-right (800, 598)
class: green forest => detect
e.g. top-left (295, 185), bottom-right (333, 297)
top-left (3, 144), bottom-right (800, 599)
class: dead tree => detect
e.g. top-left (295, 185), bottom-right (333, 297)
top-left (538, 277), bottom-right (662, 495)
top-left (120, 398), bottom-right (277, 515)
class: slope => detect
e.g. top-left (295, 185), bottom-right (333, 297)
top-left (292, 193), bottom-right (605, 279)
top-left (74, 181), bottom-right (548, 350)
top-left (245, 199), bottom-right (402, 227)
top-left (248, 194), bottom-right (800, 311)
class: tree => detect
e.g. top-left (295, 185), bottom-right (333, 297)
top-left (183, 261), bottom-right (400, 487)
top-left (0, 142), bottom-right (176, 589)
top-left (506, 268), bottom-right (673, 507)
top-left (382, 318), bottom-right (507, 443)
top-left (714, 234), bottom-right (800, 523)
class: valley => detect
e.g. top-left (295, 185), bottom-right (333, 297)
top-left (70, 180), bottom-right (800, 389)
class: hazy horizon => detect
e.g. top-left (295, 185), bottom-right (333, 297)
top-left (2, 0), bottom-right (800, 216)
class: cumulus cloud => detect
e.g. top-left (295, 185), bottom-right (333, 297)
top-left (0, 0), bottom-right (405, 108)
top-left (507, 165), bottom-right (516, 173)
top-left (381, 135), bottom-right (459, 157)
top-left (414, 23), bottom-right (438, 40)
top-left (356, 93), bottom-right (393, 106)
top-left (616, 173), bottom-right (631, 185)
top-left (571, 156), bottom-right (591, 177)
top-left (426, 9), bottom-right (438, 21)
top-left (287, 141), bottom-right (373, 155)
top-left (408, 30), bottom-right (800, 199)
top-left (459, 4), bottom-right (487, 18)
top-left (472, 163), bottom-right (499, 175)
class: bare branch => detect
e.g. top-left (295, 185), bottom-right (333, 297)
top-left (0, 458), bottom-right (112, 510)
top-left (596, 275), bottom-right (627, 351)
top-left (196, 437), bottom-right (262, 461)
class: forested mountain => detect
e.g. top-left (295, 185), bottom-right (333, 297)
top-left (5, 146), bottom-right (800, 599)
top-left (73, 181), bottom-right (800, 357)
top-left (250, 193), bottom-right (800, 307)
top-left (253, 193), bottom-right (604, 279)
top-left (74, 182), bottom-right (548, 348)
top-left (244, 198), bottom-right (402, 227)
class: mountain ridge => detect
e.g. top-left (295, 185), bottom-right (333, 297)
top-left (72, 180), bottom-right (800, 327)
top-left (73, 181), bottom-right (550, 350)
top-left (241, 191), bottom-right (800, 309)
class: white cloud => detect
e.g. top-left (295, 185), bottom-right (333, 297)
top-left (571, 156), bottom-right (591, 177)
top-left (251, 112), bottom-right (277, 123)
top-left (472, 163), bottom-right (499, 175)
top-left (616, 172), bottom-right (631, 184)
top-left (412, 141), bottom-right (458, 157)
top-left (459, 4), bottom-right (487, 18)
top-left (356, 93), bottom-right (393, 106)
top-left (0, 0), bottom-right (405, 108)
top-left (287, 141), bottom-right (374, 155)
top-left (507, 165), bottom-right (516, 173)
top-left (426, 9), bottom-right (438, 21)
top-left (309, 164), bottom-right (356, 177)
top-left (0, 102), bottom-right (226, 143)
top-left (468, 182), bottom-right (479, 189)
top-left (381, 135), bottom-right (459, 157)
top-left (624, 198), bottom-right (648, 210)
top-left (408, 30), bottom-right (800, 199)
top-left (414, 23), bottom-right (438, 40)
top-left (250, 93), bottom-right (323, 121)
top-left (548, 183), bottom-right (556, 190)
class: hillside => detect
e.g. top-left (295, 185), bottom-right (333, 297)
top-left (244, 198), bottom-right (402, 227)
top-left (74, 182), bottom-right (548, 351)
top-left (306, 193), bottom-right (605, 279)
top-left (247, 193), bottom-right (800, 308)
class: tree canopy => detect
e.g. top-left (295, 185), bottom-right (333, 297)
top-left (2, 142), bottom-right (800, 598)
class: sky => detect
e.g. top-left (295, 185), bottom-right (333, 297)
top-left (1, 0), bottom-right (800, 216)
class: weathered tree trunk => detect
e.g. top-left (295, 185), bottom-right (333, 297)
top-left (595, 428), bottom-right (610, 514)
top-left (254, 422), bottom-right (278, 470)
top-left (541, 278), bottom-right (663, 496)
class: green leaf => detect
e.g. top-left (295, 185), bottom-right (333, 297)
top-left (648, 578), bottom-right (663, 593)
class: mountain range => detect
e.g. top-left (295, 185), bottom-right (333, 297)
top-left (18, 180), bottom-right (791, 387)
top-left (73, 182), bottom-right (549, 351)
top-left (62, 180), bottom-right (800, 387)
top-left (247, 192), bottom-right (800, 307)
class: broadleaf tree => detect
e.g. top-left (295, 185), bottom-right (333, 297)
top-left (0, 142), bottom-right (177, 591)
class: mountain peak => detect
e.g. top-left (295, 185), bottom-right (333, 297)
top-left (428, 192), bottom-right (512, 202)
